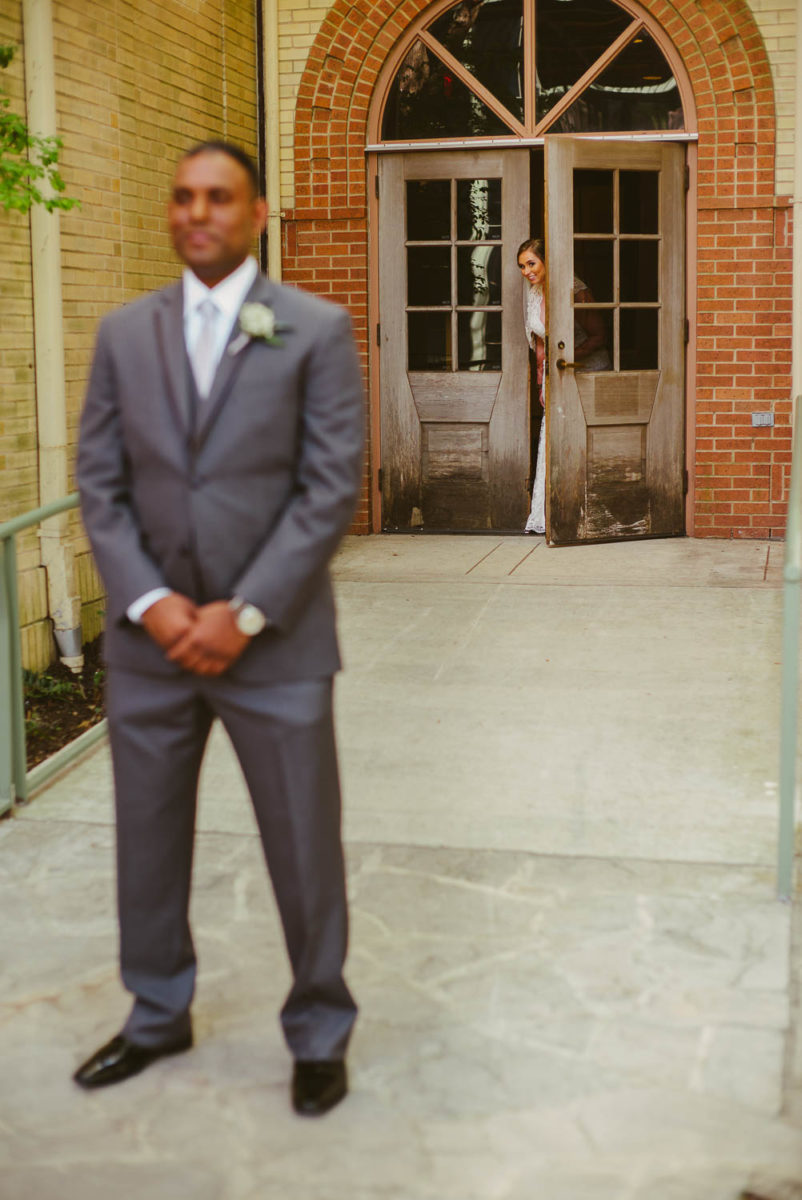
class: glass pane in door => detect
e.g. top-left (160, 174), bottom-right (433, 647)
top-left (574, 170), bottom-right (613, 232)
top-left (408, 312), bottom-right (451, 370)
top-left (572, 167), bottom-right (663, 373)
top-left (406, 180), bottom-right (451, 240)
top-left (457, 245), bottom-right (501, 306)
top-left (574, 240), bottom-right (614, 302)
top-left (574, 307), bottom-right (614, 369)
top-left (620, 171), bottom-right (659, 233)
top-left (457, 311), bottom-right (501, 370)
top-left (406, 175), bottom-right (503, 374)
top-left (407, 246), bottom-right (452, 306)
top-left (620, 308), bottom-right (658, 369)
top-left (456, 178), bottom-right (502, 239)
top-left (620, 241), bottom-right (659, 302)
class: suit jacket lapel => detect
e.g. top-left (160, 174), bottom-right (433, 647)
top-left (153, 283), bottom-right (190, 435)
top-left (194, 275), bottom-right (276, 449)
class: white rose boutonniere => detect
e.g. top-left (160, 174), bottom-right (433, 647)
top-left (228, 302), bottom-right (290, 356)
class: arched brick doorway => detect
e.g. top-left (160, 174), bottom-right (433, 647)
top-left (285, 0), bottom-right (790, 539)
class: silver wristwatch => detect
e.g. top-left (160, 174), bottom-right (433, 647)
top-left (229, 595), bottom-right (268, 637)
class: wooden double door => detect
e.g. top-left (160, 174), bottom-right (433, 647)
top-left (377, 138), bottom-right (686, 543)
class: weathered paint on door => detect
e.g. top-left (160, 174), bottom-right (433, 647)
top-left (545, 138), bottom-right (686, 544)
top-left (379, 149), bottom-right (530, 530)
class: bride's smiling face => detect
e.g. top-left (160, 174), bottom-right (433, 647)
top-left (518, 250), bottom-right (545, 287)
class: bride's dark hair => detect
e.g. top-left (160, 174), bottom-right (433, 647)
top-left (517, 237), bottom-right (545, 263)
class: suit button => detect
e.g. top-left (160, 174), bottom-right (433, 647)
top-left (178, 545), bottom-right (190, 557)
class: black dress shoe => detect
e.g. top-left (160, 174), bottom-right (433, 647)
top-left (73, 1032), bottom-right (192, 1089)
top-left (292, 1059), bottom-right (347, 1116)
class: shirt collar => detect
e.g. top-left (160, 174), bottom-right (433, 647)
top-left (182, 256), bottom-right (259, 322)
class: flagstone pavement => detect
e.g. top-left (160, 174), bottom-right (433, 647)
top-left (2, 534), bottom-right (802, 1200)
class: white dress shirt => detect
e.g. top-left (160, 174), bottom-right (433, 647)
top-left (183, 255), bottom-right (258, 374)
top-left (126, 257), bottom-right (260, 625)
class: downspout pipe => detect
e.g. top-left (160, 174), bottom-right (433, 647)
top-left (263, 0), bottom-right (282, 280)
top-left (794, 0), bottom-right (802, 408)
top-left (22, 0), bottom-right (82, 669)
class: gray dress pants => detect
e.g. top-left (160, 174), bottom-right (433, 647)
top-left (105, 666), bottom-right (357, 1062)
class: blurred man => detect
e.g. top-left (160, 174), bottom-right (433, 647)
top-left (74, 142), bottom-right (363, 1115)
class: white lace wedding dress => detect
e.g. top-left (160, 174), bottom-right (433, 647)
top-left (524, 282), bottom-right (546, 534)
top-left (523, 276), bottom-right (611, 534)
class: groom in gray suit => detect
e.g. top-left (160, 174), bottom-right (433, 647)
top-left (74, 142), bottom-right (363, 1115)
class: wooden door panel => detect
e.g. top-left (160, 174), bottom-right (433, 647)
top-left (545, 138), bottom-right (685, 544)
top-left (576, 371), bottom-right (658, 425)
top-left (410, 375), bottom-right (499, 422)
top-left (379, 149), bottom-right (529, 530)
top-left (586, 424), bottom-right (649, 538)
top-left (424, 425), bottom-right (488, 479)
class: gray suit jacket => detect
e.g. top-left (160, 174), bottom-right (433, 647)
top-left (77, 272), bottom-right (364, 683)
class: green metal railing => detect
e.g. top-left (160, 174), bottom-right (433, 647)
top-left (778, 397), bottom-right (802, 898)
top-left (0, 493), bottom-right (107, 815)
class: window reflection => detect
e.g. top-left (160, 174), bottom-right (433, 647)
top-left (574, 170), bottom-right (613, 233)
top-left (574, 239), bottom-right (614, 302)
top-left (620, 308), bottom-right (659, 369)
top-left (458, 311), bottom-right (502, 370)
top-left (408, 311), bottom-right (452, 370)
top-left (407, 246), bottom-right (452, 306)
top-left (407, 180), bottom-right (451, 240)
top-left (429, 0), bottom-right (524, 125)
top-left (380, 0), bottom-right (684, 141)
top-left (382, 40), bottom-right (512, 139)
top-left (457, 178), bottom-right (501, 240)
top-left (620, 241), bottom-right (658, 303)
top-left (381, 0), bottom-right (681, 141)
top-left (458, 245), bottom-right (501, 306)
top-left (574, 306), bottom-right (613, 372)
top-left (535, 0), bottom-right (633, 126)
top-left (405, 174), bottom-right (502, 373)
top-left (549, 32), bottom-right (683, 132)
top-left (620, 171), bottom-right (659, 234)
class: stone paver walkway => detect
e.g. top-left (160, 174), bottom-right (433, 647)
top-left (1, 535), bottom-right (801, 1199)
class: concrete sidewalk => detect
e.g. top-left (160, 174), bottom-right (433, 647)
top-left (2, 535), bottom-right (801, 1199)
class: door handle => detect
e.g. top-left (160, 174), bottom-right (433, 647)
top-left (555, 358), bottom-right (582, 370)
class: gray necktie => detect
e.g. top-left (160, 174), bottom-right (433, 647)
top-left (191, 298), bottom-right (220, 399)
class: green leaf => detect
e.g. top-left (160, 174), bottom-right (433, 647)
top-left (0, 44), bottom-right (80, 214)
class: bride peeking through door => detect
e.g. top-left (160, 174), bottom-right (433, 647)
top-left (517, 239), bottom-right (611, 535)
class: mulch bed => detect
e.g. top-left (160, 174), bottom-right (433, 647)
top-left (24, 638), bottom-right (105, 769)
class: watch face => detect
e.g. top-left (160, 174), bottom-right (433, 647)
top-left (236, 604), bottom-right (266, 636)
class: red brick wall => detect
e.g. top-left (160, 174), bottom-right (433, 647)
top-left (284, 0), bottom-right (792, 538)
top-left (283, 215), bottom-right (371, 531)
top-left (687, 3), bottom-right (793, 538)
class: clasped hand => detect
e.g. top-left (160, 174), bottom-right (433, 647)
top-left (141, 594), bottom-right (250, 676)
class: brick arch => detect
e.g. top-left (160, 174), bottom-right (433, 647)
top-left (284, 0), bottom-right (788, 539)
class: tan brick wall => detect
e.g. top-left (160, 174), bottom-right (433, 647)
top-left (56, 0), bottom-right (259, 486)
top-left (1, 0), bottom-right (258, 670)
top-left (748, 0), bottom-right (797, 197)
top-left (278, 0), bottom-right (330, 208)
top-left (0, 3), bottom-right (39, 560)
